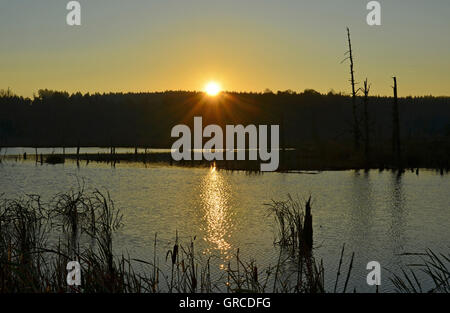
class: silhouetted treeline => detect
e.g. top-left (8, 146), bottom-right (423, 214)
top-left (1, 89), bottom-right (449, 168)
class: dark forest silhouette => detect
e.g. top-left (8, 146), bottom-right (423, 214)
top-left (1, 88), bottom-right (449, 170)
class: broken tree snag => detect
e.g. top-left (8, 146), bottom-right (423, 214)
top-left (346, 27), bottom-right (360, 150)
top-left (363, 79), bottom-right (371, 166)
top-left (392, 77), bottom-right (401, 168)
top-left (280, 111), bottom-right (286, 171)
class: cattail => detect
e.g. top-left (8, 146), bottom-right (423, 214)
top-left (171, 243), bottom-right (178, 265)
top-left (303, 196), bottom-right (313, 251)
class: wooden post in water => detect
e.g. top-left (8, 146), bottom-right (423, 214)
top-left (76, 140), bottom-right (80, 162)
top-left (62, 134), bottom-right (66, 159)
top-left (111, 144), bottom-right (116, 167)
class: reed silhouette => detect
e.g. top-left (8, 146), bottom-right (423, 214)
top-left (1, 186), bottom-right (447, 293)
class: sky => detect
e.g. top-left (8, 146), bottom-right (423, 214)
top-left (0, 0), bottom-right (449, 97)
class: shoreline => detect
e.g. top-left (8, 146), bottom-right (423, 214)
top-left (1, 151), bottom-right (449, 174)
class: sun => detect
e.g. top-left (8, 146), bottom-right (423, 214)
top-left (204, 81), bottom-right (221, 96)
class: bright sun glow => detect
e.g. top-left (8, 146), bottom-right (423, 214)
top-left (204, 82), bottom-right (221, 96)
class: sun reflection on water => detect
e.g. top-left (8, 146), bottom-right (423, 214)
top-left (200, 165), bottom-right (234, 259)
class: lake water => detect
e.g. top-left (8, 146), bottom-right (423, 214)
top-left (0, 158), bottom-right (448, 292)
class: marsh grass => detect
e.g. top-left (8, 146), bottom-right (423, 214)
top-left (0, 186), bottom-right (447, 293)
top-left (265, 195), bottom-right (358, 293)
top-left (389, 250), bottom-right (450, 293)
top-left (0, 182), bottom-right (126, 292)
top-left (0, 194), bottom-right (49, 292)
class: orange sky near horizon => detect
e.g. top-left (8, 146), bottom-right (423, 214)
top-left (0, 0), bottom-right (449, 98)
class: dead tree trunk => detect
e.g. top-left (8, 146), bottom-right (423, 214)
top-left (392, 77), bottom-right (401, 168)
top-left (363, 79), bottom-right (370, 166)
top-left (280, 112), bottom-right (286, 171)
top-left (346, 28), bottom-right (360, 150)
